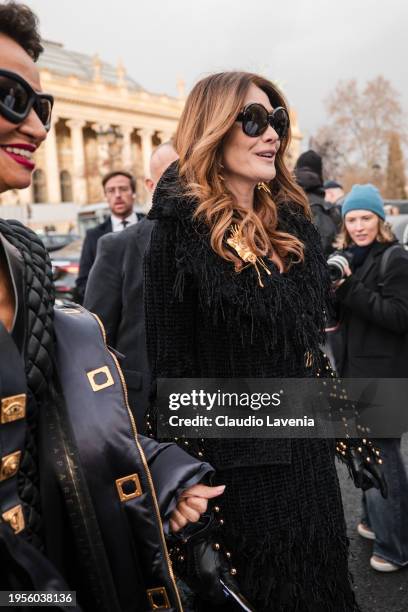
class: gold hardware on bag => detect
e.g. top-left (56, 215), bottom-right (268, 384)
top-left (2, 504), bottom-right (25, 534)
top-left (116, 473), bottom-right (142, 501)
top-left (0, 450), bottom-right (21, 481)
top-left (87, 366), bottom-right (114, 392)
top-left (1, 394), bottom-right (26, 424)
top-left (146, 587), bottom-right (170, 610)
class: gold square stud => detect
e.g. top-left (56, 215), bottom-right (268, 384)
top-left (87, 366), bottom-right (114, 392)
top-left (1, 394), bottom-right (26, 424)
top-left (0, 450), bottom-right (21, 481)
top-left (115, 473), bottom-right (142, 502)
top-left (2, 504), bottom-right (25, 534)
top-left (146, 587), bottom-right (170, 610)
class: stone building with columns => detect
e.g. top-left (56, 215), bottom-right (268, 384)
top-left (0, 41), bottom-right (183, 228)
top-left (0, 41), bottom-right (302, 230)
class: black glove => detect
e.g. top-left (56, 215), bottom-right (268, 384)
top-left (336, 439), bottom-right (388, 498)
top-left (169, 513), bottom-right (255, 610)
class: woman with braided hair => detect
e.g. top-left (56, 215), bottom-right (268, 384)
top-left (0, 3), bottom-right (224, 610)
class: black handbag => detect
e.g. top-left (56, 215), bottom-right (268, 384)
top-left (170, 513), bottom-right (256, 611)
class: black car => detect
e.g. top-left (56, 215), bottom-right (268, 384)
top-left (50, 238), bottom-right (83, 301)
top-left (39, 232), bottom-right (80, 253)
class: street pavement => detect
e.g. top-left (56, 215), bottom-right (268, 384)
top-left (337, 435), bottom-right (408, 612)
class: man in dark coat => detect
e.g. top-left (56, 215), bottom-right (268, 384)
top-left (75, 170), bottom-right (144, 303)
top-left (295, 150), bottom-right (341, 255)
top-left (84, 142), bottom-right (178, 430)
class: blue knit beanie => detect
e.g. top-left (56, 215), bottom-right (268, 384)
top-left (342, 184), bottom-right (385, 220)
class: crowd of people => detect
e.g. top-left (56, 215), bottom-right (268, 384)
top-left (0, 2), bottom-right (407, 611)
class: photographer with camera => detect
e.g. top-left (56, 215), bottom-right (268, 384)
top-left (331, 184), bottom-right (408, 573)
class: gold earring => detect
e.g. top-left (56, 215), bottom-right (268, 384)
top-left (257, 182), bottom-right (271, 195)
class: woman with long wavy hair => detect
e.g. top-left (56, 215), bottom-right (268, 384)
top-left (145, 71), bottom-right (359, 611)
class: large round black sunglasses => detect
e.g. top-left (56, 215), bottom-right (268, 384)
top-left (236, 103), bottom-right (289, 139)
top-left (0, 69), bottom-right (54, 130)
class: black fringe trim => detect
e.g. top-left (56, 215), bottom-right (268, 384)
top-left (223, 526), bottom-right (360, 612)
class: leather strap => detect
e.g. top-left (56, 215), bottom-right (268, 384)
top-left (378, 244), bottom-right (403, 292)
top-left (0, 321), bottom-right (27, 528)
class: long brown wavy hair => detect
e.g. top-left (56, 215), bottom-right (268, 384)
top-left (173, 71), bottom-right (310, 269)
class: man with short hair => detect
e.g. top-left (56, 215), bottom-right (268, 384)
top-left (75, 170), bottom-right (143, 303)
top-left (84, 143), bottom-right (178, 429)
top-left (145, 141), bottom-right (177, 193)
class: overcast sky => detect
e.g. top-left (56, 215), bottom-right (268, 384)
top-left (26, 0), bottom-right (408, 147)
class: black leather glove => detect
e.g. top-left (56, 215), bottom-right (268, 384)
top-left (336, 439), bottom-right (387, 498)
top-left (169, 513), bottom-right (255, 611)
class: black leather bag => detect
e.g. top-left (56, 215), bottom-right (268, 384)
top-left (170, 514), bottom-right (256, 611)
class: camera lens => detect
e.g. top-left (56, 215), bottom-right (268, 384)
top-left (327, 254), bottom-right (350, 282)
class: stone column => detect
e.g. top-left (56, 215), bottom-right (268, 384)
top-left (43, 119), bottom-right (61, 203)
top-left (18, 185), bottom-right (33, 224)
top-left (66, 119), bottom-right (87, 204)
top-left (156, 130), bottom-right (174, 145)
top-left (92, 123), bottom-right (112, 176)
top-left (120, 125), bottom-right (134, 171)
top-left (139, 128), bottom-right (154, 178)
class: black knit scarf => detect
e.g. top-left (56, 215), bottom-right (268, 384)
top-left (149, 162), bottom-right (332, 364)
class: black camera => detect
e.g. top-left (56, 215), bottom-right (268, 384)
top-left (327, 250), bottom-right (354, 282)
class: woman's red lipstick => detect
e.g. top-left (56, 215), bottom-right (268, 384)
top-left (0, 143), bottom-right (36, 170)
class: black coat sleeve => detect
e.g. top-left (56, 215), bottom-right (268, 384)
top-left (75, 230), bottom-right (96, 304)
top-left (84, 233), bottom-right (123, 347)
top-left (138, 435), bottom-right (213, 533)
top-left (144, 219), bottom-right (197, 379)
top-left (336, 254), bottom-right (408, 333)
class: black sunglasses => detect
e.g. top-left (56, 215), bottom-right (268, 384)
top-left (237, 103), bottom-right (289, 139)
top-left (0, 69), bottom-right (54, 130)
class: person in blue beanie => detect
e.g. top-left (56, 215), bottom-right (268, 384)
top-left (334, 183), bottom-right (408, 572)
top-left (341, 184), bottom-right (386, 221)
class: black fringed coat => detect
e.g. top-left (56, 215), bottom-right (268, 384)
top-left (145, 163), bottom-right (358, 612)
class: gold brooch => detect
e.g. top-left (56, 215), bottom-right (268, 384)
top-left (227, 225), bottom-right (271, 288)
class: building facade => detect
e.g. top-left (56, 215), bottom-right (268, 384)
top-left (0, 41), bottom-right (184, 225)
top-left (0, 41), bottom-right (302, 229)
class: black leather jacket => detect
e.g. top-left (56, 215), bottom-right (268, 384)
top-left (0, 221), bottom-right (213, 611)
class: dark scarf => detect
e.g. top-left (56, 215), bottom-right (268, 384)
top-left (348, 242), bottom-right (375, 269)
